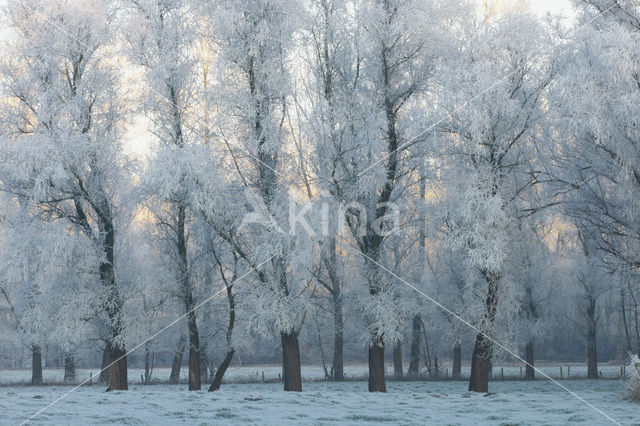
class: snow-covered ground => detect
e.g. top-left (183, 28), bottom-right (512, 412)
top-left (3, 379), bottom-right (635, 425)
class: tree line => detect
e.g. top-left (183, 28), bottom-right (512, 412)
top-left (0, 0), bottom-right (639, 396)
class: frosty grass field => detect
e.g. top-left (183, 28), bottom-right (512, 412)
top-left (2, 366), bottom-right (638, 425)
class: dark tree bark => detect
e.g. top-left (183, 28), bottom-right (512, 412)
top-left (452, 342), bottom-right (462, 379)
top-left (621, 288), bottom-right (633, 354)
top-left (408, 315), bottom-right (421, 377)
top-left (209, 350), bottom-right (234, 392)
top-left (586, 295), bottom-right (599, 379)
top-left (175, 203), bottom-right (200, 391)
top-left (281, 331), bottom-right (302, 392)
top-left (469, 334), bottom-right (491, 393)
top-left (209, 249), bottom-right (236, 392)
top-left (31, 345), bottom-right (43, 386)
top-left (421, 318), bottom-right (433, 374)
top-left (523, 281), bottom-right (538, 380)
top-left (525, 339), bottom-right (535, 380)
top-left (106, 340), bottom-right (128, 391)
top-left (169, 335), bottom-right (186, 385)
top-left (360, 261), bottom-right (387, 393)
top-left (331, 291), bottom-right (344, 381)
top-left (626, 280), bottom-right (640, 354)
top-left (99, 344), bottom-right (111, 384)
top-left (393, 341), bottom-right (403, 378)
top-left (187, 310), bottom-right (201, 390)
top-left (95, 204), bottom-right (127, 392)
top-left (433, 354), bottom-right (439, 378)
top-left (368, 336), bottom-right (386, 392)
top-left (64, 353), bottom-right (76, 384)
top-left (144, 349), bottom-right (151, 384)
top-left (469, 272), bottom-right (499, 393)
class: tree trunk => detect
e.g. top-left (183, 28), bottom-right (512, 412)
top-left (31, 345), bottom-right (43, 386)
top-left (393, 341), bottom-right (403, 378)
top-left (408, 315), bottom-right (421, 377)
top-left (209, 256), bottom-right (237, 392)
top-left (176, 202), bottom-right (200, 391)
top-left (169, 335), bottom-right (185, 384)
top-left (99, 344), bottom-right (110, 383)
top-left (469, 272), bottom-right (499, 393)
top-left (626, 280), bottom-right (640, 355)
top-left (144, 342), bottom-right (153, 384)
top-left (525, 339), bottom-right (535, 380)
top-left (107, 341), bottom-right (128, 391)
top-left (418, 317), bottom-right (433, 375)
top-left (411, 158), bottom-right (427, 380)
top-left (368, 335), bottom-right (386, 392)
top-left (64, 353), bottom-right (76, 384)
top-left (314, 314), bottom-right (329, 380)
top-left (453, 342), bottom-right (461, 379)
top-left (488, 354), bottom-right (493, 377)
top-left (199, 350), bottom-right (211, 384)
top-left (331, 293), bottom-right (344, 381)
top-left (621, 288), bottom-right (633, 354)
top-left (209, 350), bottom-right (234, 392)
top-left (187, 310), bottom-right (201, 390)
top-left (281, 331), bottom-right (302, 391)
top-left (433, 354), bottom-right (439, 378)
top-left (98, 208), bottom-right (127, 392)
top-left (586, 296), bottom-right (598, 379)
top-left (469, 333), bottom-right (491, 393)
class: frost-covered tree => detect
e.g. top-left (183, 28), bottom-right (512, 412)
top-left (625, 352), bottom-right (640, 401)
top-left (121, 0), bottom-right (205, 391)
top-left (552, 0), bottom-right (640, 286)
top-left (0, 202), bottom-right (98, 385)
top-left (0, 0), bottom-right (132, 390)
top-left (296, 0), bottom-right (455, 392)
top-left (194, 0), bottom-right (313, 392)
top-left (549, 1), bottom-right (640, 379)
top-left (350, 0), bottom-right (446, 392)
top-left (572, 225), bottom-right (608, 378)
top-left (294, 0), bottom-right (364, 383)
top-left (440, 11), bottom-right (554, 392)
top-left (618, 267), bottom-right (640, 355)
top-left (513, 216), bottom-right (558, 379)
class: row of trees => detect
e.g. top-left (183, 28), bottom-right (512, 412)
top-left (0, 0), bottom-right (638, 396)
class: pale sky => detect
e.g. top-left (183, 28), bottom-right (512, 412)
top-left (529, 0), bottom-right (576, 21)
